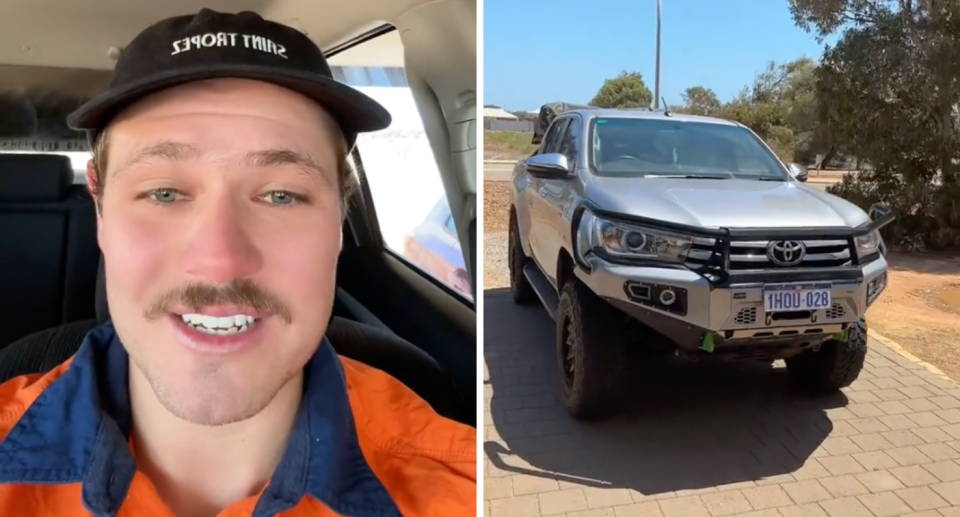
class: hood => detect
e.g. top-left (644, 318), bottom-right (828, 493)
top-left (584, 176), bottom-right (871, 229)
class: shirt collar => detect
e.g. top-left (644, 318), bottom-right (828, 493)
top-left (0, 322), bottom-right (402, 517)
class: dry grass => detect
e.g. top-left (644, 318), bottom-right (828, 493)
top-left (484, 131), bottom-right (537, 161)
top-left (482, 179), bottom-right (960, 380)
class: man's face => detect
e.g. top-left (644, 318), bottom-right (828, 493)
top-left (92, 78), bottom-right (344, 426)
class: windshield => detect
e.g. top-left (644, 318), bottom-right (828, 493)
top-left (588, 117), bottom-right (790, 180)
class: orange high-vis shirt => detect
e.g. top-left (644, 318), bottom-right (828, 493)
top-left (0, 323), bottom-right (477, 516)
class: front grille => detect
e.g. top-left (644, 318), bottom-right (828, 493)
top-left (686, 237), bottom-right (852, 271)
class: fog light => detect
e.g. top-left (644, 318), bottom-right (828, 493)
top-left (867, 272), bottom-right (887, 304)
top-left (659, 289), bottom-right (677, 306)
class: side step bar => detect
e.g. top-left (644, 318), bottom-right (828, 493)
top-left (523, 262), bottom-right (560, 320)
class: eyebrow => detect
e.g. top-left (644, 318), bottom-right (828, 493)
top-left (113, 141), bottom-right (201, 175)
top-left (241, 148), bottom-right (333, 186)
top-left (113, 141), bottom-right (333, 186)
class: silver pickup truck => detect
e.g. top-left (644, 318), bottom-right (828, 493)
top-left (508, 102), bottom-right (894, 420)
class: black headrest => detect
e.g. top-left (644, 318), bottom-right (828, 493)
top-left (0, 154), bottom-right (74, 202)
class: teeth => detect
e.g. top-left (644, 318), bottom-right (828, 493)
top-left (180, 313), bottom-right (256, 335)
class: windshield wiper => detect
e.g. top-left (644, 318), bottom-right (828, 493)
top-left (754, 177), bottom-right (788, 181)
top-left (651, 174), bottom-right (732, 180)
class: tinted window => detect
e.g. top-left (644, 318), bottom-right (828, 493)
top-left (541, 118), bottom-right (568, 154)
top-left (559, 117), bottom-right (580, 163)
top-left (588, 117), bottom-right (788, 180)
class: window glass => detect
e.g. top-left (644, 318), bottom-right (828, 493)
top-left (589, 117), bottom-right (789, 180)
top-left (541, 118), bottom-right (568, 153)
top-left (328, 29), bottom-right (472, 301)
top-left (559, 117), bottom-right (580, 163)
top-left (0, 65), bottom-right (104, 182)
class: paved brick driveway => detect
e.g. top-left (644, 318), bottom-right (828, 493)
top-left (483, 288), bottom-right (960, 517)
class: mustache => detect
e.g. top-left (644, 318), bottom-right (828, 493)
top-left (143, 278), bottom-right (292, 324)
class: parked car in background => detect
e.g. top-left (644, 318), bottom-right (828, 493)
top-left (403, 196), bottom-right (473, 300)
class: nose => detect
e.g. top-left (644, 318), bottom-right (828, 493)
top-left (179, 190), bottom-right (263, 284)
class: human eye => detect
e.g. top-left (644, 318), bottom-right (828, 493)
top-left (140, 188), bottom-right (186, 205)
top-left (259, 190), bottom-right (309, 207)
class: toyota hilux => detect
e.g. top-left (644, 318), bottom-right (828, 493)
top-left (508, 102), bottom-right (894, 420)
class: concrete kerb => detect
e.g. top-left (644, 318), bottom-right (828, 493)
top-left (867, 328), bottom-right (952, 380)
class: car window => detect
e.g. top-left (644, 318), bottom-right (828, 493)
top-left (540, 118), bottom-right (568, 154)
top-left (0, 65), bottom-right (105, 181)
top-left (328, 29), bottom-right (473, 302)
top-left (559, 117), bottom-right (580, 164)
top-left (589, 117), bottom-right (789, 180)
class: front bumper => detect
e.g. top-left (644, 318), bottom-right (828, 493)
top-left (569, 202), bottom-right (895, 355)
top-left (575, 255), bottom-right (888, 352)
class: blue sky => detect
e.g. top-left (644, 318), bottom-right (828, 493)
top-left (484, 0), bottom-right (836, 112)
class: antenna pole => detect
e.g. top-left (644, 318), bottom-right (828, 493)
top-left (654, 0), bottom-right (662, 109)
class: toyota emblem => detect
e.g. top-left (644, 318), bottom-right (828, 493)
top-left (766, 240), bottom-right (806, 266)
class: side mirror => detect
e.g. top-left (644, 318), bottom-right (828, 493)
top-left (525, 153), bottom-right (571, 178)
top-left (787, 162), bottom-right (808, 183)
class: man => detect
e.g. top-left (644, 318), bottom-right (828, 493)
top-left (0, 8), bottom-right (476, 517)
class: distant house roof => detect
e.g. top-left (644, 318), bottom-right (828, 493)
top-left (483, 107), bottom-right (518, 120)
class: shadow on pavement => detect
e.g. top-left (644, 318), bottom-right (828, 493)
top-left (483, 287), bottom-right (849, 496)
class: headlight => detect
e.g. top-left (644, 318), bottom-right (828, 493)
top-left (577, 211), bottom-right (693, 263)
top-left (854, 230), bottom-right (882, 259)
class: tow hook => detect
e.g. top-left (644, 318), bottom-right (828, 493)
top-left (700, 332), bottom-right (716, 353)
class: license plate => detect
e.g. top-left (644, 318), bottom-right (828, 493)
top-left (763, 282), bottom-right (832, 312)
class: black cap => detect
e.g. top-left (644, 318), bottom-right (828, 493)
top-left (67, 8), bottom-right (392, 149)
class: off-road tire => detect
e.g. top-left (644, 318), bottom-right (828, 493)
top-left (785, 318), bottom-right (868, 393)
top-left (508, 209), bottom-right (536, 305)
top-left (555, 279), bottom-right (629, 420)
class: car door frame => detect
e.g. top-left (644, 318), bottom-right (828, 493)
top-left (541, 114), bottom-right (581, 287)
top-left (322, 23), bottom-right (477, 426)
top-left (529, 117), bottom-right (569, 273)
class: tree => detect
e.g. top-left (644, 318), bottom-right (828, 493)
top-left (590, 71), bottom-right (653, 109)
top-left (789, 0), bottom-right (960, 249)
top-left (680, 86), bottom-right (721, 116)
top-left (697, 58), bottom-right (821, 163)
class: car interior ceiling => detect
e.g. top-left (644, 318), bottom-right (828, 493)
top-left (0, 0), bottom-right (477, 427)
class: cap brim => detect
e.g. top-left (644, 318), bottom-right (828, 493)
top-left (66, 63), bottom-right (393, 143)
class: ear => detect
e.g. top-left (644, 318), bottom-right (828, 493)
top-left (86, 159), bottom-right (102, 209)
